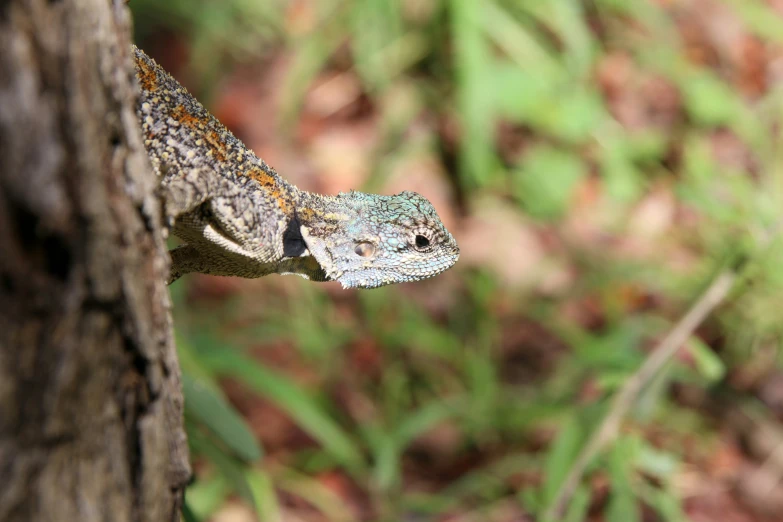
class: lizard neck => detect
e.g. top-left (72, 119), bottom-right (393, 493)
top-left (293, 191), bottom-right (349, 231)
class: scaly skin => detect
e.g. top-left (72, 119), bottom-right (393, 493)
top-left (133, 46), bottom-right (459, 288)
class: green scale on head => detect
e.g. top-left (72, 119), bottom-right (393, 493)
top-left (295, 191), bottom-right (460, 289)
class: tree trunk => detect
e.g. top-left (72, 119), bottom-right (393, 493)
top-left (0, 1), bottom-right (190, 521)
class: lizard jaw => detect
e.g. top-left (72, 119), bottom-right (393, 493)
top-left (299, 226), bottom-right (344, 284)
top-left (299, 227), bottom-right (397, 289)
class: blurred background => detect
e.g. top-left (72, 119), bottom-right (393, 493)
top-left (131, 0), bottom-right (783, 521)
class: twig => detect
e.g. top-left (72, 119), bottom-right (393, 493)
top-left (543, 270), bottom-right (736, 521)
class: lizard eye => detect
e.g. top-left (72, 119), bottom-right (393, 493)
top-left (415, 235), bottom-right (430, 249)
top-left (354, 242), bottom-right (376, 258)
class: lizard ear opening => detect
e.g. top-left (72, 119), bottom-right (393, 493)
top-left (354, 242), bottom-right (375, 258)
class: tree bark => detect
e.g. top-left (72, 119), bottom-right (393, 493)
top-left (0, 1), bottom-right (190, 521)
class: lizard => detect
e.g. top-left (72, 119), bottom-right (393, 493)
top-left (132, 46), bottom-right (459, 289)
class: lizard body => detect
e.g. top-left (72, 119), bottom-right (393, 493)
top-left (132, 46), bottom-right (459, 288)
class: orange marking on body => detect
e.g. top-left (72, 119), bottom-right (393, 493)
top-left (135, 58), bottom-right (159, 92)
top-left (297, 207), bottom-right (318, 223)
top-left (168, 106), bottom-right (292, 215)
top-left (245, 166), bottom-right (291, 214)
top-left (170, 105), bottom-right (227, 162)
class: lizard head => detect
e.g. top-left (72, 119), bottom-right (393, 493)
top-left (299, 190), bottom-right (459, 289)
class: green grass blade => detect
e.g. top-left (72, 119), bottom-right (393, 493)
top-left (451, 0), bottom-right (498, 187)
top-left (184, 474), bottom-right (230, 521)
top-left (562, 485), bottom-right (591, 522)
top-left (182, 500), bottom-right (200, 522)
top-left (202, 350), bottom-right (365, 472)
top-left (190, 428), bottom-right (256, 507)
top-left (246, 469), bottom-right (282, 522)
top-left (541, 416), bottom-right (585, 511)
top-left (183, 372), bottom-right (263, 463)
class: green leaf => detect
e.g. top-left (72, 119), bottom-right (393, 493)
top-left (514, 145), bottom-right (587, 220)
top-left (190, 428), bottom-right (256, 507)
top-left (350, 0), bottom-right (403, 90)
top-left (201, 350), bottom-right (365, 472)
top-left (680, 71), bottom-right (741, 127)
top-left (482, 2), bottom-right (564, 81)
top-left (277, 469), bottom-right (359, 522)
top-left (394, 400), bottom-right (456, 447)
top-left (638, 479), bottom-right (686, 522)
top-left (491, 63), bottom-right (551, 123)
top-left (606, 437), bottom-right (641, 522)
top-left (370, 400), bottom-right (456, 491)
top-left (542, 88), bottom-right (604, 142)
top-left (246, 469), bottom-right (282, 522)
top-left (682, 133), bottom-right (717, 185)
top-left (281, 28), bottom-right (344, 127)
top-left (563, 485), bottom-right (591, 522)
top-left (601, 139), bottom-right (643, 204)
top-left (182, 500), bottom-right (200, 522)
top-left (505, 84), bottom-right (605, 143)
top-left (687, 337), bottom-right (726, 382)
top-left (371, 432), bottom-right (400, 492)
top-left (637, 442), bottom-right (680, 479)
top-left (607, 486), bottom-right (639, 522)
top-left (466, 349), bottom-right (499, 428)
top-left (723, 0), bottom-right (783, 45)
top-left (184, 474), bottom-right (230, 521)
top-left (542, 416), bottom-right (585, 508)
top-left (183, 372), bottom-right (263, 463)
top-left (452, 0), bottom-right (498, 186)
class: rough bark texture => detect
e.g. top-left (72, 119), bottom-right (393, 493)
top-left (0, 1), bottom-right (190, 521)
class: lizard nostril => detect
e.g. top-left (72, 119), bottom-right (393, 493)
top-left (354, 242), bottom-right (375, 258)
